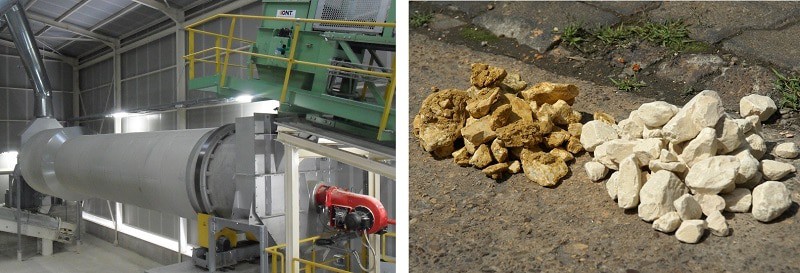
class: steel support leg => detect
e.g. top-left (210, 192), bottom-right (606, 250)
top-left (368, 171), bottom-right (381, 273)
top-left (75, 201), bottom-right (82, 249)
top-left (284, 146), bottom-right (300, 273)
top-left (16, 173), bottom-right (23, 261)
top-left (259, 225), bottom-right (268, 273)
top-left (41, 239), bottom-right (53, 256)
top-left (208, 217), bottom-right (216, 272)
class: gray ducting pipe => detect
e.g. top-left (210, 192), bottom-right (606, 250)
top-left (19, 125), bottom-right (238, 219)
top-left (4, 2), bottom-right (55, 118)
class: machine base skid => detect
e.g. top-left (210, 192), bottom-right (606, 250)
top-left (146, 261), bottom-right (259, 273)
top-left (192, 244), bottom-right (262, 270)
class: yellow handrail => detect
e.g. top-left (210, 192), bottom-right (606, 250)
top-left (185, 13), bottom-right (396, 139)
top-left (381, 232), bottom-right (396, 263)
top-left (293, 258), bottom-right (351, 273)
top-left (265, 236), bottom-right (322, 273)
top-left (191, 28), bottom-right (255, 44)
top-left (219, 17), bottom-right (237, 87)
top-left (279, 22), bottom-right (301, 102)
top-left (193, 58), bottom-right (249, 69)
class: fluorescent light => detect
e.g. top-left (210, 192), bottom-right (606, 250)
top-left (107, 111), bottom-right (133, 118)
top-left (235, 94), bottom-right (253, 103)
top-left (0, 151), bottom-right (18, 171)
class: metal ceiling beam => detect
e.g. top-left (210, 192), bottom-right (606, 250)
top-left (132, 0), bottom-right (181, 21)
top-left (56, 2), bottom-right (140, 52)
top-left (119, 16), bottom-right (170, 41)
top-left (34, 0), bottom-right (92, 36)
top-left (0, 38), bottom-right (76, 64)
top-left (76, 43), bottom-right (108, 60)
top-left (34, 0), bottom-right (90, 36)
top-left (26, 11), bottom-right (115, 46)
top-left (184, 0), bottom-right (256, 22)
top-left (78, 0), bottom-right (258, 68)
top-left (90, 3), bottom-right (138, 32)
top-left (23, 0), bottom-right (37, 10)
top-left (182, 0), bottom-right (213, 13)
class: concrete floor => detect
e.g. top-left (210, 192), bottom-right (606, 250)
top-left (0, 233), bottom-right (162, 273)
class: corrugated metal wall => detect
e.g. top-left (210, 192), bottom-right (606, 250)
top-left (121, 35), bottom-right (177, 110)
top-left (0, 46), bottom-right (74, 152)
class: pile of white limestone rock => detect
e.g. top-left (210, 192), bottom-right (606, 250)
top-left (581, 90), bottom-right (798, 243)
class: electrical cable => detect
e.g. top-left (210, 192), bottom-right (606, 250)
top-left (351, 230), bottom-right (377, 272)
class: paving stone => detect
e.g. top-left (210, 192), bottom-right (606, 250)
top-left (656, 54), bottom-right (724, 85)
top-left (423, 2), bottom-right (494, 17)
top-left (430, 14), bottom-right (467, 31)
top-left (723, 24), bottom-right (800, 71)
top-left (472, 2), bottom-right (619, 53)
top-left (705, 65), bottom-right (774, 111)
top-left (648, 2), bottom-right (800, 44)
top-left (583, 1), bottom-right (660, 16)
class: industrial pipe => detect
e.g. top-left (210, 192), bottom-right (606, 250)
top-left (19, 125), bottom-right (239, 219)
top-left (3, 1), bottom-right (54, 118)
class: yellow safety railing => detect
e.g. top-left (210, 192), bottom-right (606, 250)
top-left (183, 14), bottom-right (396, 139)
top-left (381, 232), bottom-right (396, 263)
top-left (265, 234), bottom-right (356, 273)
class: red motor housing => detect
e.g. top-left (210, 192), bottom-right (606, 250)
top-left (313, 184), bottom-right (395, 234)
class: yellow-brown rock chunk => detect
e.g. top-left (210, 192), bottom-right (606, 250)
top-left (550, 148), bottom-right (574, 162)
top-left (501, 73), bottom-right (527, 92)
top-left (520, 149), bottom-right (569, 187)
top-left (508, 160), bottom-right (522, 174)
top-left (460, 116), bottom-right (497, 145)
top-left (566, 136), bottom-right (584, 154)
top-left (414, 89), bottom-right (470, 158)
top-left (568, 123), bottom-right (583, 137)
top-left (546, 131), bottom-right (571, 149)
top-left (495, 120), bottom-right (545, 148)
top-left (452, 147), bottom-right (471, 167)
top-left (466, 87), bottom-right (501, 118)
top-left (491, 139), bottom-right (508, 162)
top-left (520, 82), bottom-right (579, 105)
top-left (470, 144), bottom-right (493, 168)
top-left (491, 104), bottom-right (513, 130)
top-left (470, 63), bottom-right (507, 88)
top-left (482, 162), bottom-right (509, 180)
top-left (493, 93), bottom-right (534, 124)
top-left (594, 111), bottom-right (616, 125)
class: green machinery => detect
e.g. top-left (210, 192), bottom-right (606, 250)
top-left (186, 0), bottom-right (396, 142)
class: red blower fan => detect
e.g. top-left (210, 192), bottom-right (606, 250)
top-left (313, 184), bottom-right (395, 234)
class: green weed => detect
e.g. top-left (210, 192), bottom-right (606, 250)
top-left (561, 22), bottom-right (585, 46)
top-left (560, 20), bottom-right (709, 52)
top-left (610, 76), bottom-right (647, 92)
top-left (411, 11), bottom-right (434, 28)
top-left (773, 68), bottom-right (800, 111)
top-left (595, 24), bottom-right (636, 45)
top-left (460, 27), bottom-right (498, 42)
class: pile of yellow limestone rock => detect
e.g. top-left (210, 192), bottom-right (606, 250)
top-left (413, 63), bottom-right (587, 186)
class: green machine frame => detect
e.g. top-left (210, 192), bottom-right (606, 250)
top-left (185, 0), bottom-right (396, 142)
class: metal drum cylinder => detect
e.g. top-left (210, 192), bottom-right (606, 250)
top-left (19, 125), bottom-right (238, 219)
